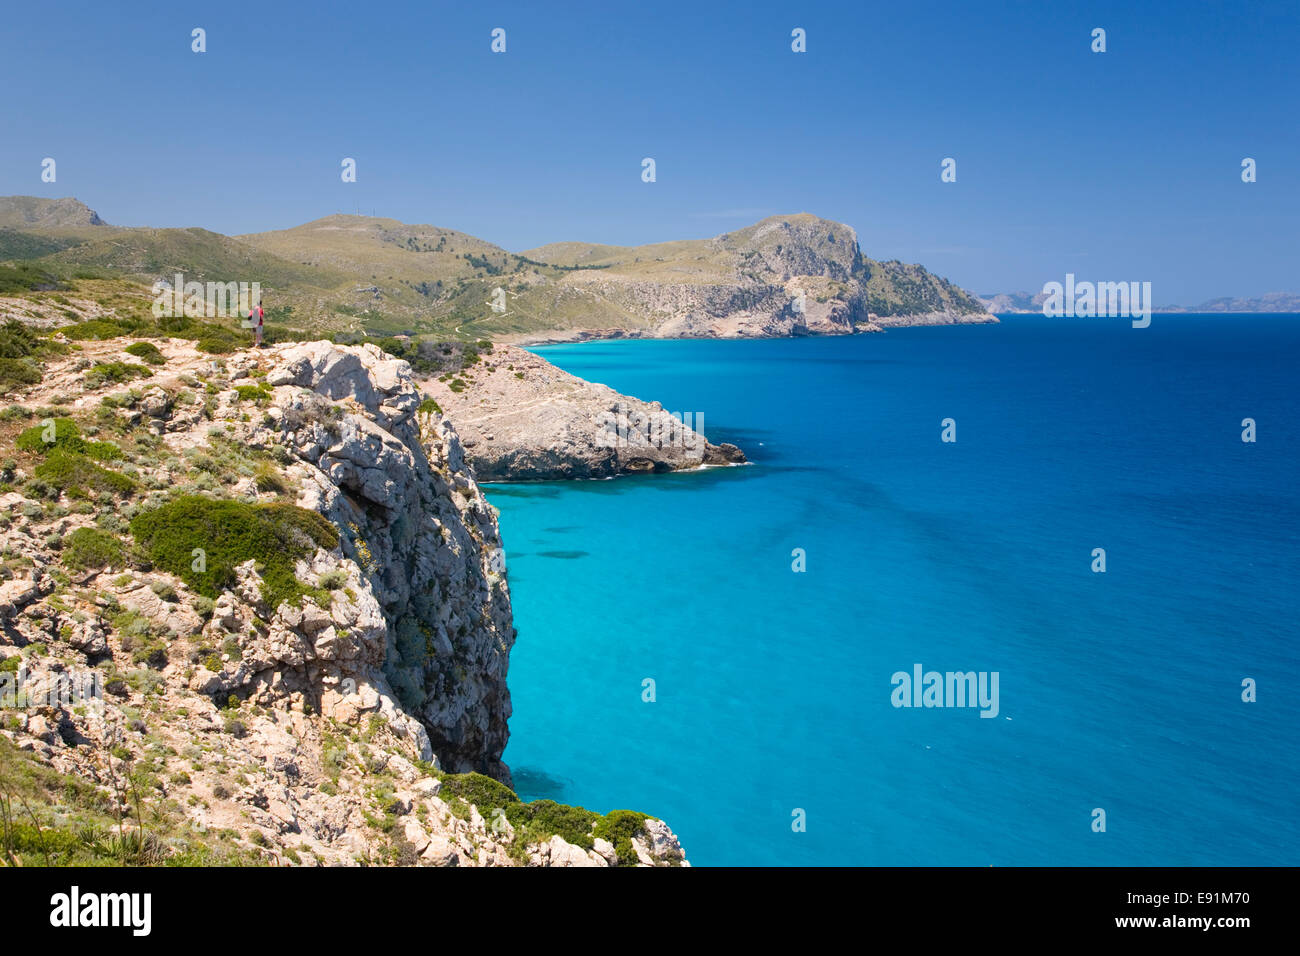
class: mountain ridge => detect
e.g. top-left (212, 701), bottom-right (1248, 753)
top-left (1, 196), bottom-right (995, 340)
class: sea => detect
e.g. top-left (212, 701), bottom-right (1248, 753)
top-left (486, 313), bottom-right (1300, 866)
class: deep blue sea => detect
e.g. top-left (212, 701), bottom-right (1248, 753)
top-left (488, 314), bottom-right (1300, 866)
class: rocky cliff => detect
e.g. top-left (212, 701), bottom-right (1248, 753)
top-left (0, 334), bottom-right (687, 866)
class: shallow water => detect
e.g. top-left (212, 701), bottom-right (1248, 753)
top-left (489, 315), bottom-right (1300, 865)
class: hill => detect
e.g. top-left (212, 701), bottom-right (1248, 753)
top-left (0, 196), bottom-right (107, 229)
top-left (0, 199), bottom-right (997, 341)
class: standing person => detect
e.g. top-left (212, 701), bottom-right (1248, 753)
top-left (252, 299), bottom-right (264, 348)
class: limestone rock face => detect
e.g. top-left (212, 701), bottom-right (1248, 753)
top-left (0, 336), bottom-right (688, 867)
top-left (267, 342), bottom-right (515, 780)
top-left (420, 345), bottom-right (747, 482)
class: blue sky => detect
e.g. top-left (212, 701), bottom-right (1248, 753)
top-left (2, 0), bottom-right (1296, 302)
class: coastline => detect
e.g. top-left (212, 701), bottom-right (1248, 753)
top-left (499, 310), bottom-right (999, 348)
top-left (416, 342), bottom-right (747, 482)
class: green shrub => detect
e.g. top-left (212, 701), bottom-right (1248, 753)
top-left (318, 569), bottom-right (348, 590)
top-left (0, 264), bottom-right (66, 295)
top-left (0, 357), bottom-right (41, 393)
top-left (437, 772), bottom-right (520, 813)
top-left (504, 800), bottom-right (599, 850)
top-left (15, 418), bottom-right (121, 460)
top-left (253, 462), bottom-right (288, 494)
top-left (59, 318), bottom-right (144, 341)
top-left (196, 335), bottom-right (241, 355)
top-left (417, 397), bottom-right (442, 416)
top-left (0, 319), bottom-right (41, 358)
top-left (84, 362), bottom-right (152, 388)
top-left (124, 342), bottom-right (166, 365)
top-left (234, 383), bottom-right (273, 404)
top-left (130, 641), bottom-right (168, 670)
top-left (428, 771), bottom-right (651, 864)
top-left (60, 527), bottom-right (125, 571)
top-left (129, 495), bottom-right (340, 611)
top-left (592, 810), bottom-right (650, 866)
top-left (34, 449), bottom-right (137, 498)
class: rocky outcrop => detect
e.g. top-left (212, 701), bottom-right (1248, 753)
top-left (0, 336), bottom-right (688, 866)
top-left (418, 344), bottom-right (747, 481)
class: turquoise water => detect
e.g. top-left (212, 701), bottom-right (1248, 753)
top-left (489, 315), bottom-right (1300, 866)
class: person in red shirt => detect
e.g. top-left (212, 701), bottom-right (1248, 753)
top-left (250, 300), bottom-right (265, 347)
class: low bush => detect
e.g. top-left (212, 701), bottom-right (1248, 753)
top-left (34, 449), bottom-right (137, 498)
top-left (60, 527), bottom-right (125, 571)
top-left (0, 264), bottom-right (66, 295)
top-left (0, 319), bottom-right (42, 358)
top-left (124, 342), bottom-right (166, 365)
top-left (592, 810), bottom-right (650, 866)
top-left (15, 418), bottom-right (121, 460)
top-left (60, 318), bottom-right (144, 341)
top-left (0, 358), bottom-right (41, 394)
top-left (504, 800), bottom-right (599, 850)
top-left (234, 383), bottom-right (272, 404)
top-left (252, 461), bottom-right (288, 494)
top-left (84, 362), bottom-right (152, 388)
top-left (317, 569), bottom-right (348, 590)
top-left (438, 772), bottom-right (520, 813)
top-left (129, 495), bottom-right (340, 610)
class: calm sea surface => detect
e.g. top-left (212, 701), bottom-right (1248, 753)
top-left (488, 314), bottom-right (1300, 866)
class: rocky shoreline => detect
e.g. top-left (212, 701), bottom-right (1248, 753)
top-left (418, 343), bottom-right (747, 481)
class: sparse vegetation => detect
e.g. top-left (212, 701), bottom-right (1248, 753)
top-left (0, 735), bottom-right (252, 867)
top-left (85, 361), bottom-right (152, 388)
top-left (0, 263), bottom-right (67, 295)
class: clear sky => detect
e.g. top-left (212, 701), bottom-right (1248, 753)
top-left (2, 0), bottom-right (1296, 302)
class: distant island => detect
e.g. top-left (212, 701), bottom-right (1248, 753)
top-left (980, 290), bottom-right (1300, 314)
